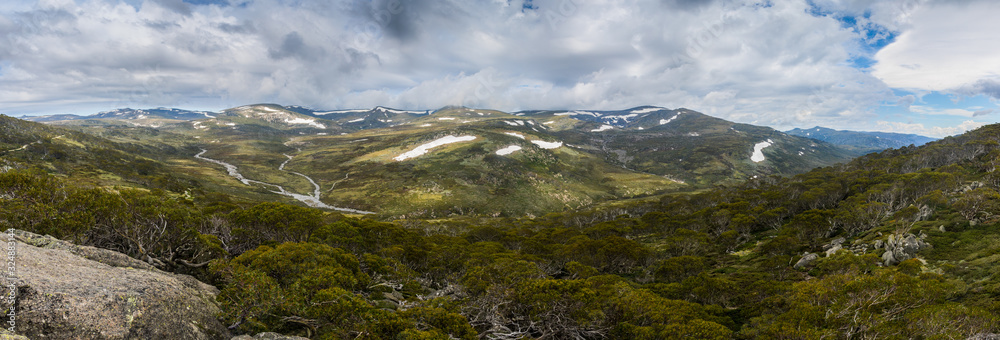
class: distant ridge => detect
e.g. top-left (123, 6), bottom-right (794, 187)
top-left (786, 126), bottom-right (937, 154)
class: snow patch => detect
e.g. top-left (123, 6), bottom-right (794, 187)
top-left (438, 117), bottom-right (456, 121)
top-left (315, 109), bottom-right (369, 115)
top-left (602, 114), bottom-right (639, 122)
top-left (554, 111), bottom-right (600, 117)
top-left (543, 121), bottom-right (556, 125)
top-left (419, 124), bottom-right (433, 127)
top-left (394, 135), bottom-right (478, 161)
top-left (496, 145), bottom-right (522, 156)
top-left (751, 141), bottom-right (773, 163)
top-left (347, 118), bottom-right (365, 123)
top-left (631, 107), bottom-right (663, 114)
top-left (376, 107), bottom-right (428, 115)
top-left (505, 132), bottom-right (526, 139)
top-left (285, 118), bottom-right (326, 128)
top-left (531, 140), bottom-right (563, 149)
top-left (660, 112), bottom-right (682, 125)
top-left (591, 125), bottom-right (614, 132)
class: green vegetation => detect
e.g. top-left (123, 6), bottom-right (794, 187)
top-left (7, 112), bottom-right (1000, 338)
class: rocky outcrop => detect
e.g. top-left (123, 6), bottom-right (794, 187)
top-left (793, 253), bottom-right (819, 269)
top-left (0, 330), bottom-right (29, 340)
top-left (880, 233), bottom-right (931, 266)
top-left (824, 244), bottom-right (842, 257)
top-left (1, 230), bottom-right (230, 340)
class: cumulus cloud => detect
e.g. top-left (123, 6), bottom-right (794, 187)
top-left (875, 120), bottom-right (988, 138)
top-left (973, 109), bottom-right (995, 117)
top-left (872, 1), bottom-right (1000, 97)
top-left (909, 106), bottom-right (985, 117)
top-left (0, 0), bottom-right (989, 137)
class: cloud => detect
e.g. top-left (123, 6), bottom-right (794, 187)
top-left (875, 120), bottom-right (988, 138)
top-left (973, 109), bottom-right (994, 117)
top-left (0, 0), bottom-right (986, 138)
top-left (909, 106), bottom-right (980, 117)
top-left (897, 94), bottom-right (915, 111)
top-left (967, 79), bottom-right (1000, 99)
top-left (872, 1), bottom-right (1000, 97)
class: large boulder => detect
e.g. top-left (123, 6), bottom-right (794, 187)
top-left (1, 230), bottom-right (230, 340)
top-left (793, 253), bottom-right (819, 269)
top-left (880, 233), bottom-right (931, 266)
top-left (825, 244), bottom-right (843, 257)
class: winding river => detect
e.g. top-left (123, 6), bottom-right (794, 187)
top-left (195, 149), bottom-right (374, 214)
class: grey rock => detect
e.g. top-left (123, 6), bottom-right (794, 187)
top-left (831, 237), bottom-right (846, 246)
top-left (967, 334), bottom-right (1000, 340)
top-left (939, 225), bottom-right (946, 232)
top-left (232, 333), bottom-right (310, 340)
top-left (383, 290), bottom-right (404, 302)
top-left (794, 253), bottom-right (819, 269)
top-left (874, 240), bottom-right (884, 249)
top-left (882, 250), bottom-right (898, 266)
top-left (420, 283), bottom-right (467, 300)
top-left (825, 244), bottom-right (843, 257)
top-left (880, 233), bottom-right (931, 266)
top-left (916, 204), bottom-right (934, 221)
top-left (1, 231), bottom-right (229, 340)
top-left (13, 230), bottom-right (157, 271)
top-left (0, 330), bottom-right (29, 340)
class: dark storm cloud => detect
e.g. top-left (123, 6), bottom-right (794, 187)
top-left (217, 21), bottom-right (256, 34)
top-left (973, 109), bottom-right (994, 117)
top-left (268, 32), bottom-right (323, 62)
top-left (153, 0), bottom-right (193, 16)
top-left (973, 79), bottom-right (1000, 100)
top-left (340, 48), bottom-right (381, 74)
top-left (661, 0), bottom-right (720, 11)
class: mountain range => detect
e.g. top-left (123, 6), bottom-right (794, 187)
top-left (786, 126), bottom-right (937, 154)
top-left (13, 104), bottom-right (903, 218)
top-left (7, 104), bottom-right (1000, 339)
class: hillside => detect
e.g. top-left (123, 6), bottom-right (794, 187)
top-left (14, 105), bottom-right (858, 218)
top-left (0, 114), bottom-right (201, 191)
top-left (521, 107), bottom-right (856, 186)
top-left (4, 116), bottom-right (1000, 339)
top-left (786, 126), bottom-right (937, 154)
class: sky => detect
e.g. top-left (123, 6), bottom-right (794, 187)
top-left (0, 0), bottom-right (998, 138)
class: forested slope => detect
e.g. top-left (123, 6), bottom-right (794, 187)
top-left (4, 119), bottom-right (1000, 338)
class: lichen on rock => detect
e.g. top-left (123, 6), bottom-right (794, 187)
top-left (0, 230), bottom-right (230, 340)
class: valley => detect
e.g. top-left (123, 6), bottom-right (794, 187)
top-left (3, 2), bottom-right (995, 339)
top-left (3, 106), bottom-right (998, 339)
top-left (194, 148), bottom-right (374, 214)
top-left (21, 104), bottom-right (857, 218)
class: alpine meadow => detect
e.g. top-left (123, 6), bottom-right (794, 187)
top-left (2, 1), bottom-right (1000, 339)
